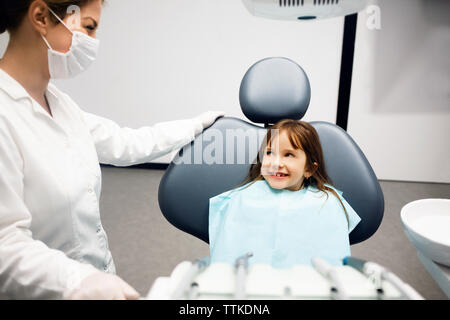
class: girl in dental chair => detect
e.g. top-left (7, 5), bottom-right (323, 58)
top-left (209, 119), bottom-right (361, 268)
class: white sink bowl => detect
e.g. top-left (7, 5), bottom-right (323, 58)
top-left (400, 199), bottom-right (450, 266)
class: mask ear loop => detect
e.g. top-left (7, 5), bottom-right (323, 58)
top-left (47, 7), bottom-right (73, 34)
top-left (41, 34), bottom-right (52, 49)
top-left (42, 7), bottom-right (75, 51)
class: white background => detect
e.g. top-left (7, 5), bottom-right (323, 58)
top-left (348, 0), bottom-right (450, 183)
top-left (1, 0), bottom-right (344, 163)
top-left (1, 0), bottom-right (449, 183)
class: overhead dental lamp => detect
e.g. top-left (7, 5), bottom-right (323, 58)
top-left (242, 0), bottom-right (369, 20)
top-left (241, 0), bottom-right (370, 131)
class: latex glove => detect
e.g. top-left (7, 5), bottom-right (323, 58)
top-left (64, 272), bottom-right (140, 300)
top-left (193, 111), bottom-right (226, 135)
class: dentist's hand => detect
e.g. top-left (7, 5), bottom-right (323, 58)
top-left (193, 111), bottom-right (226, 135)
top-left (65, 272), bottom-right (140, 300)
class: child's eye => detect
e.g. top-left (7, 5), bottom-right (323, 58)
top-left (266, 151), bottom-right (272, 155)
top-left (85, 25), bottom-right (95, 31)
top-left (286, 153), bottom-right (294, 157)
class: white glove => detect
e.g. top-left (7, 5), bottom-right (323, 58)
top-left (64, 272), bottom-right (140, 300)
top-left (193, 111), bottom-right (226, 135)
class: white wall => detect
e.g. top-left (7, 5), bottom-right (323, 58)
top-left (348, 0), bottom-right (450, 183)
top-left (1, 0), bottom-right (344, 163)
top-left (2, 1), bottom-right (448, 182)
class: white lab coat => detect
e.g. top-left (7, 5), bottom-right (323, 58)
top-left (0, 69), bottom-right (203, 299)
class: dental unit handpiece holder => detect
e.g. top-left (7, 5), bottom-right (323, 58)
top-left (171, 257), bottom-right (210, 300)
top-left (234, 252), bottom-right (253, 300)
top-left (343, 257), bottom-right (424, 300)
top-left (312, 257), bottom-right (349, 300)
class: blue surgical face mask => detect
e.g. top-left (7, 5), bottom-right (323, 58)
top-left (41, 7), bottom-right (99, 79)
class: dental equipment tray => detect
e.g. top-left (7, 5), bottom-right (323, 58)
top-left (146, 260), bottom-right (414, 300)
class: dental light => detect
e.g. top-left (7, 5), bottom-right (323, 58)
top-left (242, 0), bottom-right (369, 20)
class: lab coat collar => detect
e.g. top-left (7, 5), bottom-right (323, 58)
top-left (0, 68), bottom-right (30, 101)
top-left (46, 83), bottom-right (60, 102)
top-left (0, 68), bottom-right (59, 102)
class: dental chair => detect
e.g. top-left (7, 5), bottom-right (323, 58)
top-left (158, 56), bottom-right (384, 246)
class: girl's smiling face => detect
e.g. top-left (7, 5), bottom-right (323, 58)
top-left (261, 130), bottom-right (312, 191)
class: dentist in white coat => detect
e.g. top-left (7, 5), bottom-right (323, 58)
top-left (0, 0), bottom-right (224, 299)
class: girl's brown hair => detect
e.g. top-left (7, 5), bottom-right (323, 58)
top-left (240, 119), bottom-right (350, 226)
top-left (0, 0), bottom-right (104, 34)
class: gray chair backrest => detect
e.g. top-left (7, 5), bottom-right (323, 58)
top-left (158, 57), bottom-right (384, 245)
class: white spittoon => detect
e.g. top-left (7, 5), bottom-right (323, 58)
top-left (401, 199), bottom-right (450, 267)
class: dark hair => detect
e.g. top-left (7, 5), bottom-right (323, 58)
top-left (0, 0), bottom-right (104, 34)
top-left (239, 119), bottom-right (350, 227)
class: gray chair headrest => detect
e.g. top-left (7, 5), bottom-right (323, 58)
top-left (239, 57), bottom-right (311, 124)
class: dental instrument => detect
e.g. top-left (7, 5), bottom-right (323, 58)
top-left (343, 257), bottom-right (424, 300)
top-left (311, 257), bottom-right (349, 300)
top-left (171, 257), bottom-right (210, 299)
top-left (234, 252), bottom-right (254, 300)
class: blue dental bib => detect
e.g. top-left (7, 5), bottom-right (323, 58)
top-left (208, 180), bottom-right (361, 268)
